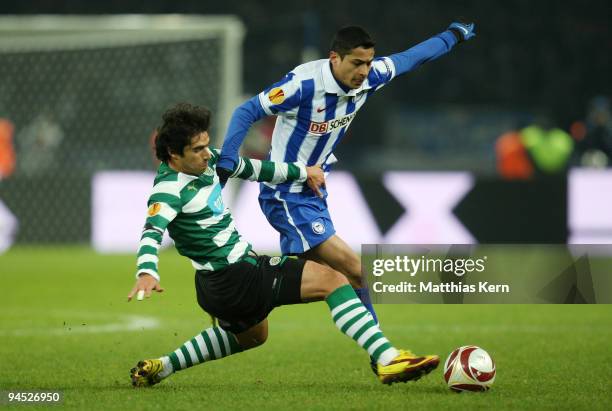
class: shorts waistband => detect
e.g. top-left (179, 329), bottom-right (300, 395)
top-left (195, 254), bottom-right (258, 276)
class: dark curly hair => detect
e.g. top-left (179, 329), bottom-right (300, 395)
top-left (155, 103), bottom-right (211, 163)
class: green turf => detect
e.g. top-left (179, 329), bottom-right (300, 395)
top-left (1, 247), bottom-right (611, 410)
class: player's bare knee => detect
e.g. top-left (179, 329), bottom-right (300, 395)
top-left (301, 261), bottom-right (349, 301)
top-left (238, 333), bottom-right (267, 350)
top-left (322, 266), bottom-right (349, 296)
top-left (236, 322), bottom-right (268, 350)
top-left (251, 333), bottom-right (268, 348)
top-left (253, 328), bottom-right (268, 347)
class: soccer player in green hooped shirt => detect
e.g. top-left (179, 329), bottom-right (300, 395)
top-left (127, 103), bottom-right (439, 387)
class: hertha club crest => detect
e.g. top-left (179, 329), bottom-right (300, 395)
top-left (311, 221), bottom-right (325, 234)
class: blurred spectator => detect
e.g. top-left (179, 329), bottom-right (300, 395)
top-left (0, 118), bottom-right (18, 253)
top-left (0, 119), bottom-right (16, 180)
top-left (571, 96), bottom-right (612, 168)
top-left (17, 114), bottom-right (64, 177)
top-left (496, 130), bottom-right (534, 179)
top-left (521, 125), bottom-right (573, 174)
top-left (496, 124), bottom-right (574, 179)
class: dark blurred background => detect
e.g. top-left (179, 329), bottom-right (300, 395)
top-left (0, 1), bottom-right (610, 246)
top-left (2, 0), bottom-right (610, 171)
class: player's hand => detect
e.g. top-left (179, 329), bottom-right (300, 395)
top-left (216, 166), bottom-right (233, 187)
top-left (216, 156), bottom-right (236, 186)
top-left (447, 22), bottom-right (476, 43)
top-left (306, 165), bottom-right (325, 199)
top-left (127, 273), bottom-right (164, 302)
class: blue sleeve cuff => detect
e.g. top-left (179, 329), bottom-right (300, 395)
top-left (437, 30), bottom-right (459, 48)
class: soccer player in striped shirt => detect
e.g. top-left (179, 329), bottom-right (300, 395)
top-left (217, 22), bottom-right (476, 372)
top-left (128, 103), bottom-right (439, 387)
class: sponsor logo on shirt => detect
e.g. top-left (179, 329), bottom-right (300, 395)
top-left (207, 184), bottom-right (225, 215)
top-left (268, 87), bottom-right (285, 105)
top-left (308, 112), bottom-right (356, 135)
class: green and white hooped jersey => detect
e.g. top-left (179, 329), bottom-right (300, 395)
top-left (136, 149), bottom-right (307, 280)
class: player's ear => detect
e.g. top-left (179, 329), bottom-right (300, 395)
top-left (329, 50), bottom-right (341, 66)
top-left (168, 148), bottom-right (181, 161)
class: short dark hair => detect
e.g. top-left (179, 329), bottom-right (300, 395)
top-left (155, 103), bottom-right (211, 163)
top-left (330, 26), bottom-right (375, 58)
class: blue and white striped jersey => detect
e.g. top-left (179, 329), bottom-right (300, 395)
top-left (258, 57), bottom-right (395, 192)
top-left (220, 29), bottom-right (460, 193)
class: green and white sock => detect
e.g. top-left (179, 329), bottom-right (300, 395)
top-left (326, 285), bottom-right (399, 366)
top-left (159, 326), bottom-right (243, 377)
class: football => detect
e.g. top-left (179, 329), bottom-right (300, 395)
top-left (443, 345), bottom-right (496, 392)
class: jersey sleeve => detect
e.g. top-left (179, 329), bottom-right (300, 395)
top-left (257, 72), bottom-right (302, 115)
top-left (387, 30), bottom-right (458, 77)
top-left (219, 73), bottom-right (302, 170)
top-left (135, 181), bottom-right (182, 281)
top-left (230, 156), bottom-right (307, 184)
top-left (367, 57), bottom-right (396, 91)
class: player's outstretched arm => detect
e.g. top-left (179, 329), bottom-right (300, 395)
top-left (212, 145), bottom-right (326, 196)
top-left (387, 21), bottom-right (476, 77)
top-left (217, 96), bottom-right (267, 175)
top-left (128, 185), bottom-right (181, 302)
top-left (217, 73), bottom-right (302, 185)
top-left (230, 157), bottom-right (326, 197)
top-left (229, 156), bottom-right (309, 184)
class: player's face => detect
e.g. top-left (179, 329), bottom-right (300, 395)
top-left (171, 131), bottom-right (212, 176)
top-left (330, 46), bottom-right (375, 89)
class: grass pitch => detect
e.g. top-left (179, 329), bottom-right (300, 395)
top-left (1, 247), bottom-right (611, 410)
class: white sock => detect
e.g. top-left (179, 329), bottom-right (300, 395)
top-left (158, 356), bottom-right (173, 378)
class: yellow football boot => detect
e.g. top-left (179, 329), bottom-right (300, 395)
top-left (130, 359), bottom-right (166, 387)
top-left (377, 350), bottom-right (440, 385)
